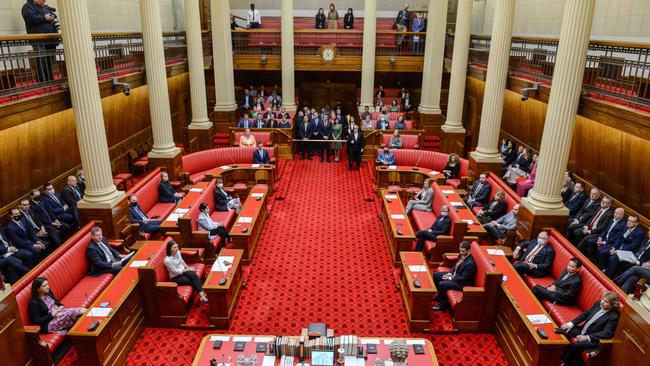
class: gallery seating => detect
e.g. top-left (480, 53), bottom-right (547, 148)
top-left (471, 172), bottom-right (521, 245)
top-left (181, 146), bottom-right (277, 184)
top-left (232, 131), bottom-right (274, 147)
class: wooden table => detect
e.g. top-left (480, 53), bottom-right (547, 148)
top-left (438, 185), bottom-right (486, 238)
top-left (192, 334), bottom-right (439, 366)
top-left (204, 248), bottom-right (244, 329)
top-left (399, 252), bottom-right (436, 332)
top-left (159, 181), bottom-right (211, 233)
top-left (375, 165), bottom-right (445, 192)
top-left (204, 163), bottom-right (276, 195)
top-left (380, 189), bottom-right (416, 266)
top-left (480, 247), bottom-right (570, 366)
top-left (230, 185), bottom-right (268, 264)
top-left (68, 241), bottom-right (166, 366)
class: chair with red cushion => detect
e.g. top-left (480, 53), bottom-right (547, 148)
top-left (232, 131), bottom-right (274, 147)
top-left (380, 133), bottom-right (421, 149)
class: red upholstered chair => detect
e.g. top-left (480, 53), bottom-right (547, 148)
top-left (232, 131), bottom-right (274, 147)
top-left (445, 158), bottom-right (469, 189)
top-left (138, 238), bottom-right (206, 327)
top-left (380, 133), bottom-right (421, 149)
top-left (181, 147), bottom-right (277, 184)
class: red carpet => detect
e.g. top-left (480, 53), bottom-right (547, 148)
top-left (59, 159), bottom-right (507, 366)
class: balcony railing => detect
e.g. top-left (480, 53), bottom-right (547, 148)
top-left (0, 31), bottom-right (187, 103)
top-left (459, 34), bottom-right (650, 109)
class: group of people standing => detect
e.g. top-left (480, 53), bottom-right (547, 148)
top-left (315, 4), bottom-right (354, 29)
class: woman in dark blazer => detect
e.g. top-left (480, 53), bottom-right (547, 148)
top-left (28, 277), bottom-right (86, 334)
top-left (158, 171), bottom-right (182, 204)
top-left (442, 153), bottom-right (461, 179)
top-left (343, 8), bottom-right (354, 29)
top-left (476, 190), bottom-right (508, 224)
top-left (315, 8), bottom-right (326, 29)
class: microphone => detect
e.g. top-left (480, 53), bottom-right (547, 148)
top-left (414, 150), bottom-right (423, 168)
top-left (216, 257), bottom-right (228, 285)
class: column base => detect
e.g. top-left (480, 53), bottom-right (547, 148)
top-left (282, 103), bottom-right (297, 112)
top-left (188, 123), bottom-right (215, 152)
top-left (148, 149), bottom-right (184, 181)
top-left (440, 124), bottom-right (466, 156)
top-left (210, 109), bottom-right (238, 134)
top-left (78, 192), bottom-right (129, 239)
top-left (517, 198), bottom-right (569, 241)
top-left (468, 152), bottom-right (503, 183)
top-left (417, 112), bottom-right (445, 136)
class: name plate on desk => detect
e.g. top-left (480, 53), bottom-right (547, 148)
top-left (88, 307), bottom-right (112, 317)
top-left (237, 217), bottom-right (253, 223)
top-left (390, 214), bottom-right (405, 219)
top-left (189, 188), bottom-right (203, 193)
top-left (251, 164), bottom-right (261, 168)
top-left (384, 194), bottom-right (399, 200)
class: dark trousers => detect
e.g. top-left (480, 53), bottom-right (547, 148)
top-left (415, 230), bottom-right (438, 251)
top-left (11, 248), bottom-right (34, 268)
top-left (141, 221), bottom-right (162, 235)
top-left (322, 141), bottom-right (332, 161)
top-left (0, 256), bottom-right (30, 283)
top-left (569, 227), bottom-right (589, 244)
top-left (31, 42), bottom-right (57, 83)
top-left (576, 234), bottom-right (601, 261)
top-left (513, 261), bottom-right (547, 277)
top-left (310, 136), bottom-right (323, 159)
top-left (594, 245), bottom-right (614, 270)
top-left (561, 328), bottom-right (599, 366)
top-left (531, 285), bottom-right (568, 305)
top-left (566, 222), bottom-right (584, 242)
top-left (44, 225), bottom-right (64, 247)
top-left (171, 270), bottom-right (204, 294)
top-left (605, 256), bottom-right (632, 278)
top-left (209, 226), bottom-right (230, 244)
top-left (484, 224), bottom-right (506, 241)
top-left (348, 149), bottom-right (361, 169)
top-left (433, 271), bottom-right (463, 306)
top-left (615, 265), bottom-right (650, 293)
top-left (57, 212), bottom-right (77, 228)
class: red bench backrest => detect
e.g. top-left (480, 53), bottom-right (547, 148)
top-left (431, 183), bottom-right (461, 233)
top-left (381, 134), bottom-right (419, 149)
top-left (182, 147), bottom-right (276, 175)
top-left (128, 167), bottom-right (162, 213)
top-left (486, 172), bottom-right (520, 212)
top-left (471, 241), bottom-right (494, 287)
top-left (233, 131), bottom-right (272, 145)
top-left (147, 238), bottom-right (172, 283)
top-left (186, 179), bottom-right (217, 232)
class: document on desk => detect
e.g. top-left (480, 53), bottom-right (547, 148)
top-left (360, 339), bottom-right (380, 345)
top-left (88, 307), bottom-right (112, 317)
top-left (119, 252), bottom-right (135, 265)
top-left (616, 250), bottom-right (638, 263)
top-left (165, 213), bottom-right (182, 222)
top-left (442, 189), bottom-right (456, 195)
top-left (175, 208), bottom-right (189, 214)
top-left (462, 219), bottom-right (474, 225)
top-left (384, 194), bottom-right (399, 200)
top-left (487, 249), bottom-right (506, 256)
top-left (189, 188), bottom-right (203, 193)
top-left (254, 336), bottom-right (274, 343)
top-left (382, 339), bottom-right (395, 345)
top-left (429, 170), bottom-right (439, 176)
top-left (220, 165), bottom-right (230, 170)
top-left (251, 193), bottom-right (264, 198)
top-left (390, 214), bottom-right (405, 220)
top-left (388, 165), bottom-right (397, 170)
top-left (526, 314), bottom-right (552, 325)
top-left (251, 164), bottom-right (261, 168)
top-left (262, 356), bottom-right (276, 366)
top-left (238, 216), bottom-right (253, 223)
top-left (406, 339), bottom-right (426, 345)
top-left (129, 260), bottom-right (149, 268)
top-left (449, 201), bottom-right (465, 207)
top-left (233, 336), bottom-right (253, 342)
top-left (211, 256), bottom-right (235, 272)
top-left (408, 265), bottom-right (428, 273)
top-left (345, 356), bottom-right (365, 366)
top-left (210, 335), bottom-right (230, 341)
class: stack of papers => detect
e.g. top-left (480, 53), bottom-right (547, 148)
top-left (175, 208), bottom-right (189, 214)
top-left (442, 189), bottom-right (456, 194)
top-left (220, 165), bottom-right (230, 170)
top-left (251, 164), bottom-right (261, 168)
top-left (88, 307), bottom-right (112, 317)
top-left (408, 265), bottom-right (427, 272)
top-left (211, 256), bottom-right (235, 272)
top-left (462, 219), bottom-right (474, 224)
top-left (384, 194), bottom-right (399, 200)
top-left (129, 260), bottom-right (149, 268)
top-left (450, 201), bottom-right (465, 207)
top-left (487, 249), bottom-right (505, 255)
top-left (237, 216), bottom-right (253, 223)
top-left (251, 193), bottom-right (264, 198)
top-left (390, 214), bottom-right (405, 219)
top-left (189, 188), bottom-right (203, 193)
top-left (388, 165), bottom-right (397, 170)
top-left (526, 314), bottom-right (551, 325)
top-left (429, 170), bottom-right (440, 175)
top-left (165, 213), bottom-right (182, 222)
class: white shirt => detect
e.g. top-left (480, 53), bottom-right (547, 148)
top-left (247, 9), bottom-right (261, 25)
top-left (164, 251), bottom-right (187, 279)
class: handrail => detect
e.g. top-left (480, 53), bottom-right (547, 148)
top-left (468, 33), bottom-right (650, 50)
top-left (0, 30), bottom-right (187, 42)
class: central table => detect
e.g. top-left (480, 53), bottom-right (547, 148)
top-left (204, 248), bottom-right (244, 328)
top-left (437, 185), bottom-right (486, 238)
top-left (230, 185), bottom-right (269, 264)
top-left (399, 252), bottom-right (436, 332)
top-left (380, 189), bottom-right (416, 266)
top-left (204, 163), bottom-right (276, 195)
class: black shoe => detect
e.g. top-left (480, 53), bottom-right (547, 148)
top-left (431, 304), bottom-right (446, 311)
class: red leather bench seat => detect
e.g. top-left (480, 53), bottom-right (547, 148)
top-left (411, 184), bottom-right (462, 256)
top-left (233, 131), bottom-right (273, 146)
top-left (471, 171), bottom-right (520, 214)
top-left (445, 242), bottom-right (492, 310)
top-left (147, 241), bottom-right (206, 305)
top-left (182, 147), bottom-right (277, 184)
top-left (381, 134), bottom-right (420, 149)
top-left (128, 167), bottom-right (176, 221)
top-left (445, 159), bottom-right (469, 189)
top-left (371, 111), bottom-right (406, 121)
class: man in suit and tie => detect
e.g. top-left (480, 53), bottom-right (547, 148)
top-left (310, 112), bottom-right (324, 161)
top-left (405, 179), bottom-right (434, 215)
top-left (415, 205), bottom-right (451, 251)
top-left (559, 292), bottom-right (620, 366)
top-left (253, 115), bottom-right (266, 129)
top-left (464, 173), bottom-right (492, 209)
top-left (86, 227), bottom-right (125, 276)
top-left (376, 145), bottom-right (396, 166)
top-left (6, 208), bottom-right (48, 260)
top-left (296, 115), bottom-right (313, 160)
top-left (128, 195), bottom-right (162, 236)
top-left (0, 224), bottom-right (33, 279)
top-left (278, 116), bottom-right (291, 129)
top-left (347, 124), bottom-right (364, 170)
top-left (158, 171), bottom-right (183, 204)
top-left (30, 188), bottom-right (71, 239)
top-left (600, 215), bottom-right (645, 278)
top-left (431, 241), bottom-right (476, 311)
top-left (375, 115), bottom-right (390, 130)
top-left (568, 196), bottom-right (613, 244)
top-left (237, 113), bottom-right (253, 129)
top-left (41, 182), bottom-right (77, 227)
top-left (321, 118), bottom-right (333, 163)
top-left (512, 231), bottom-right (555, 277)
top-left (567, 187), bottom-right (601, 236)
top-left (565, 182), bottom-right (588, 218)
top-left (262, 107), bottom-right (276, 120)
top-left (483, 204), bottom-right (519, 243)
top-left (241, 89), bottom-right (252, 111)
top-left (253, 142), bottom-right (270, 164)
top-left (214, 180), bottom-right (242, 214)
top-left (19, 198), bottom-right (62, 247)
top-left (577, 207), bottom-right (625, 261)
top-left (394, 4), bottom-right (410, 47)
top-left (532, 258), bottom-right (583, 305)
top-left (360, 106), bottom-right (372, 121)
top-left (609, 232), bottom-right (650, 286)
top-left (61, 175), bottom-right (83, 223)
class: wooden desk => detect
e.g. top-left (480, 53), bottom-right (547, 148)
top-left (192, 334), bottom-right (439, 366)
top-left (159, 181), bottom-right (211, 232)
top-left (438, 185), bottom-right (486, 238)
top-left (376, 166), bottom-right (445, 192)
top-left (204, 163), bottom-right (276, 195)
top-left (399, 252), bottom-right (436, 332)
top-left (230, 185), bottom-right (268, 265)
top-left (68, 241), bottom-right (166, 366)
top-left (480, 247), bottom-right (569, 366)
top-left (204, 249), bottom-right (244, 329)
top-left (380, 189), bottom-right (416, 266)
top-left (610, 295), bottom-right (650, 366)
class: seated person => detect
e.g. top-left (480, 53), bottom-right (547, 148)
top-left (609, 233), bottom-right (650, 289)
top-left (266, 116), bottom-right (277, 128)
top-left (253, 142), bottom-right (270, 164)
top-left (239, 128), bottom-right (256, 147)
top-left (414, 205), bottom-right (451, 251)
top-left (360, 106), bottom-right (372, 121)
top-left (502, 146), bottom-right (530, 182)
top-left (214, 180), bottom-right (242, 214)
top-left (476, 190), bottom-right (507, 224)
top-left (30, 188), bottom-right (72, 239)
top-left (388, 99), bottom-right (400, 112)
top-left (62, 175), bottom-right (83, 223)
top-left (375, 145), bottom-right (395, 166)
top-left (86, 226), bottom-right (125, 275)
top-left (567, 187), bottom-right (602, 238)
top-left (389, 130), bottom-right (402, 149)
top-left (463, 172), bottom-right (491, 209)
top-left (0, 226), bottom-right (30, 283)
top-left (512, 231), bottom-right (555, 277)
top-left (568, 196), bottom-right (613, 245)
top-left (41, 182), bottom-right (77, 227)
top-left (128, 195), bottom-right (162, 236)
top-left (197, 203), bottom-right (231, 244)
top-left (237, 114), bottom-right (253, 128)
top-left (28, 277), bottom-right (86, 334)
top-left (394, 116), bottom-right (407, 130)
top-left (253, 115), bottom-right (266, 129)
top-left (361, 115), bottom-right (374, 130)
top-left (565, 182), bottom-right (587, 218)
top-left (532, 258), bottom-right (583, 305)
top-left (375, 115), bottom-right (390, 130)
top-left (483, 204), bottom-right (519, 243)
top-left (158, 171), bottom-right (182, 204)
top-left (561, 175), bottom-right (574, 204)
top-left (577, 207), bottom-right (625, 261)
top-left (0, 224), bottom-right (34, 267)
top-left (600, 216), bottom-right (645, 278)
top-left (278, 116), bottom-right (292, 128)
top-left (6, 208), bottom-right (48, 259)
top-left (515, 154), bottom-right (538, 197)
top-left (431, 241), bottom-right (476, 311)
top-left (263, 107), bottom-right (277, 119)
top-left (559, 292), bottom-right (620, 366)
top-left (615, 259), bottom-right (650, 294)
top-left (442, 153), bottom-right (460, 179)
top-left (405, 178), bottom-right (433, 215)
top-left (19, 198), bottom-right (62, 247)
top-left (164, 240), bottom-right (209, 303)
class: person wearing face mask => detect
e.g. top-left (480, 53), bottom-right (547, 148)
top-left (414, 205), bottom-right (451, 251)
top-left (29, 189), bottom-right (71, 238)
top-left (41, 182), bottom-right (77, 228)
top-left (376, 146), bottom-right (395, 166)
top-left (0, 224), bottom-right (31, 283)
top-left (18, 198), bottom-right (61, 247)
top-left (158, 171), bottom-right (183, 204)
top-left (213, 180), bottom-right (242, 214)
top-left (6, 208), bottom-right (48, 260)
top-left (127, 195), bottom-right (162, 236)
top-left (559, 292), bottom-right (620, 366)
top-left (197, 203), bottom-right (231, 245)
top-left (431, 241), bottom-right (476, 311)
top-left (532, 258), bottom-right (583, 306)
top-left (346, 124), bottom-right (364, 170)
top-left (253, 142), bottom-right (270, 164)
top-left (512, 231), bottom-right (555, 277)
top-left (375, 115), bottom-right (390, 130)
top-left (86, 227), bottom-right (125, 276)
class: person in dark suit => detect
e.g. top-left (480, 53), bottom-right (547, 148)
top-left (476, 190), bottom-right (507, 224)
top-left (431, 241), bottom-right (476, 311)
top-left (61, 175), bottom-right (83, 223)
top-left (86, 227), bottom-right (125, 276)
top-left (158, 171), bottom-right (182, 204)
top-left (41, 182), bottom-right (77, 227)
top-left (253, 115), bottom-right (266, 129)
top-left (568, 197), bottom-right (613, 244)
top-left (360, 106), bottom-right (372, 121)
top-left (415, 205), bottom-right (452, 251)
top-left (567, 187), bottom-right (601, 237)
top-left (577, 208), bottom-right (625, 261)
top-left (559, 292), bottom-right (620, 366)
top-left (609, 234), bottom-right (650, 285)
top-left (237, 114), bottom-right (253, 128)
top-left (565, 182), bottom-right (588, 218)
top-left (0, 225), bottom-right (34, 268)
top-left (214, 180), bottom-right (242, 213)
top-left (253, 142), bottom-right (270, 164)
top-left (615, 247), bottom-right (650, 294)
top-left (321, 118), bottom-right (333, 162)
top-left (532, 258), bottom-right (583, 305)
top-left (278, 116), bottom-right (291, 129)
top-left (561, 176), bottom-right (574, 204)
top-left (310, 112), bottom-right (324, 160)
top-left (0, 225), bottom-right (30, 283)
top-left (241, 89), bottom-right (253, 111)
top-left (6, 208), bottom-right (48, 259)
top-left (504, 146), bottom-right (530, 173)
top-left (22, 0), bottom-right (59, 83)
top-left (600, 216), bottom-right (645, 278)
top-left (19, 198), bottom-right (62, 247)
top-left (347, 124), bottom-right (364, 170)
top-left (464, 173), bottom-right (492, 208)
top-left (343, 8), bottom-right (354, 29)
top-left (297, 115), bottom-right (313, 160)
top-left (28, 277), bottom-right (86, 334)
top-left (512, 231), bottom-right (555, 277)
top-left (127, 195), bottom-right (162, 236)
top-left (30, 189), bottom-right (71, 239)
top-left (315, 8), bottom-right (326, 29)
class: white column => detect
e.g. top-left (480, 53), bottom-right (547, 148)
top-left (58, 0), bottom-right (123, 207)
top-left (211, 0), bottom-right (237, 112)
top-left (184, 0), bottom-right (211, 129)
top-left (524, 0), bottom-right (596, 212)
top-left (140, 0), bottom-right (181, 158)
top-left (281, 0), bottom-right (296, 111)
top-left (359, 0), bottom-right (377, 112)
top-left (469, 0), bottom-right (516, 163)
top-left (418, 0), bottom-right (449, 114)
top-left (443, 0), bottom-right (473, 133)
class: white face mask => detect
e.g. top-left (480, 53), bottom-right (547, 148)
top-left (537, 238), bottom-right (545, 245)
top-left (218, 184), bottom-right (224, 188)
top-left (439, 211), bottom-right (448, 217)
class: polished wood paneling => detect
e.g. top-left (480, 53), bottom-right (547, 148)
top-left (610, 296), bottom-right (650, 366)
top-left (0, 286), bottom-right (32, 366)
